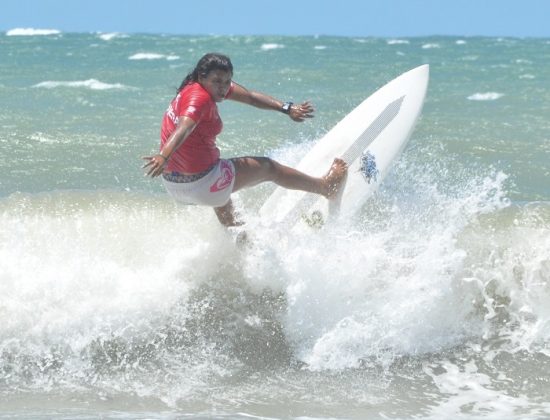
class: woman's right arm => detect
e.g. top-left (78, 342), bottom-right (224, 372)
top-left (142, 116), bottom-right (197, 177)
top-left (228, 82), bottom-right (315, 122)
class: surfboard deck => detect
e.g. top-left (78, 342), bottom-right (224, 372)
top-left (260, 65), bottom-right (429, 229)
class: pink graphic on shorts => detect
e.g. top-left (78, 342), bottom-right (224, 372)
top-left (210, 160), bottom-right (234, 192)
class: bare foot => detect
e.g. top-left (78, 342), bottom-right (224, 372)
top-left (323, 158), bottom-right (348, 199)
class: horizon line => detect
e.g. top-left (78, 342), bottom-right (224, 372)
top-left (3, 27), bottom-right (550, 40)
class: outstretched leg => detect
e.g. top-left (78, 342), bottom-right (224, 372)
top-left (231, 156), bottom-right (348, 198)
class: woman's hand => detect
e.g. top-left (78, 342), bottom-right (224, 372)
top-left (289, 101), bottom-right (315, 122)
top-left (142, 117), bottom-right (197, 178)
top-left (142, 154), bottom-right (168, 177)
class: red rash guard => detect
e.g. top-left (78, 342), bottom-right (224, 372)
top-left (160, 82), bottom-right (234, 173)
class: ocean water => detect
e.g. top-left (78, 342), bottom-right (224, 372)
top-left (1, 30), bottom-right (549, 419)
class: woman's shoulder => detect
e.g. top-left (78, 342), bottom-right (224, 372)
top-left (180, 82), bottom-right (208, 97)
top-left (177, 82), bottom-right (212, 107)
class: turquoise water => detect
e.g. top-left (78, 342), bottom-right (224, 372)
top-left (1, 31), bottom-right (549, 419)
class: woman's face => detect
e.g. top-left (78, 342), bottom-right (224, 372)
top-left (199, 69), bottom-right (232, 102)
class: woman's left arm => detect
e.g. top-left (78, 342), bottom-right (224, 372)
top-left (228, 82), bottom-right (314, 122)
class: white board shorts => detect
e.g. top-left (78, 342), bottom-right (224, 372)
top-left (162, 159), bottom-right (236, 207)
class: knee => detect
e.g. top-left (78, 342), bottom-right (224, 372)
top-left (257, 157), bottom-right (276, 171)
top-left (252, 157), bottom-right (278, 180)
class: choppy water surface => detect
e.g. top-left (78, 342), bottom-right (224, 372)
top-left (1, 30), bottom-right (549, 419)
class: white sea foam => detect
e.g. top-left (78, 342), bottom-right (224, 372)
top-left (0, 195), bottom-right (198, 349)
top-left (129, 52), bottom-right (180, 61)
top-left (292, 171), bottom-right (517, 371)
top-left (6, 27), bottom-right (61, 36)
top-left (314, 45), bottom-right (327, 50)
top-left (6, 28), bottom-right (61, 36)
top-left (260, 43), bottom-right (284, 51)
top-left (387, 39), bottom-right (409, 45)
top-left (32, 79), bottom-right (131, 90)
top-left (28, 132), bottom-right (68, 145)
top-left (425, 360), bottom-right (537, 419)
top-left (519, 74), bottom-right (535, 79)
top-left (456, 39), bottom-right (467, 45)
top-left (1, 158), bottom-right (548, 415)
top-left (98, 32), bottom-right (128, 41)
top-left (422, 43), bottom-right (441, 49)
top-left (240, 143), bottom-right (531, 373)
top-left (467, 92), bottom-right (505, 101)
top-left (0, 192), bottom-right (246, 400)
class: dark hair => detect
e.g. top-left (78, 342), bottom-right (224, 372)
top-left (177, 53), bottom-right (233, 92)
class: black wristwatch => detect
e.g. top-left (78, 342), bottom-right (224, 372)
top-left (281, 101), bottom-right (293, 114)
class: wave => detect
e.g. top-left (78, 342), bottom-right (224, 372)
top-left (260, 43), bottom-right (284, 51)
top-left (0, 151), bottom-right (548, 412)
top-left (467, 92), bottom-right (505, 101)
top-left (128, 52), bottom-right (180, 61)
top-left (515, 58), bottom-right (533, 64)
top-left (6, 27), bottom-right (61, 36)
top-left (28, 132), bottom-right (69, 145)
top-left (98, 32), bottom-right (128, 41)
top-left (422, 43), bottom-right (441, 49)
top-left (387, 39), bottom-right (410, 45)
top-left (32, 79), bottom-right (133, 90)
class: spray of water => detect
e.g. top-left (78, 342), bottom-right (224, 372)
top-left (1, 143), bottom-right (549, 414)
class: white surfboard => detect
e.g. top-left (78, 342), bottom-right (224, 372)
top-left (260, 64), bottom-right (429, 228)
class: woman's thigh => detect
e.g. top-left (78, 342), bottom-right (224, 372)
top-left (231, 156), bottom-right (274, 192)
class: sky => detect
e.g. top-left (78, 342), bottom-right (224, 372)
top-left (1, 0), bottom-right (549, 38)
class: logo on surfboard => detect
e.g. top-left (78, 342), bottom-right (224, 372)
top-left (359, 151), bottom-right (379, 184)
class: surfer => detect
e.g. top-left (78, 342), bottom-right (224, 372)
top-left (142, 52), bottom-right (348, 226)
